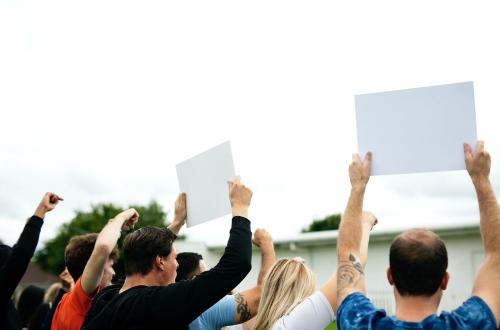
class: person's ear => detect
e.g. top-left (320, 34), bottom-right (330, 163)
top-left (387, 267), bottom-right (394, 285)
top-left (440, 272), bottom-right (450, 291)
top-left (155, 256), bottom-right (165, 271)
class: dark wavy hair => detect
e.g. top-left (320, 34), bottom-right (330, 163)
top-left (123, 227), bottom-right (177, 276)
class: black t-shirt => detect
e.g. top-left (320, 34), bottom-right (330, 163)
top-left (82, 217), bottom-right (252, 330)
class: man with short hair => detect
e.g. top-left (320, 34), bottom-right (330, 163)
top-left (82, 177), bottom-right (254, 330)
top-left (176, 252), bottom-right (206, 282)
top-left (336, 141), bottom-right (499, 329)
top-left (51, 208), bottom-right (139, 330)
top-left (0, 192), bottom-right (63, 330)
top-left (180, 228), bottom-right (277, 330)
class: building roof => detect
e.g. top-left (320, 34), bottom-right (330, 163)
top-left (208, 221), bottom-right (480, 251)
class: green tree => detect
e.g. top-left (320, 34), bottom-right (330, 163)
top-left (302, 213), bottom-right (341, 233)
top-left (34, 200), bottom-right (178, 279)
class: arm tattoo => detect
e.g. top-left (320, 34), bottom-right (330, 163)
top-left (337, 254), bottom-right (365, 302)
top-left (235, 293), bottom-right (251, 322)
top-left (349, 254), bottom-right (364, 275)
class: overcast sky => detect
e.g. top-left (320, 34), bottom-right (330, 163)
top-left (1, 0), bottom-right (499, 247)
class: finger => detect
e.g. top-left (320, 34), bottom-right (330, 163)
top-left (234, 176), bottom-right (241, 185)
top-left (477, 140), bottom-right (484, 153)
top-left (49, 194), bottom-right (61, 204)
top-left (352, 153), bottom-right (360, 162)
top-left (463, 143), bottom-right (473, 160)
top-left (364, 151), bottom-right (372, 163)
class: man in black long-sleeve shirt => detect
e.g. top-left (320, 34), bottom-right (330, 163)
top-left (82, 177), bottom-right (253, 330)
top-left (0, 192), bottom-right (63, 330)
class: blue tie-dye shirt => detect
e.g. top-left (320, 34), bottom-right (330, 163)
top-left (337, 292), bottom-right (497, 330)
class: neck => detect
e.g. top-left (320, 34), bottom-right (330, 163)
top-left (394, 290), bottom-right (441, 322)
top-left (120, 273), bottom-right (164, 293)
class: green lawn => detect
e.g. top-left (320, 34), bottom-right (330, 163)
top-left (324, 321), bottom-right (337, 330)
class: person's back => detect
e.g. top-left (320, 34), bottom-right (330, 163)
top-left (0, 193), bottom-right (62, 330)
top-left (185, 229), bottom-right (277, 330)
top-left (17, 285), bottom-right (45, 329)
top-left (337, 292), bottom-right (495, 329)
top-left (335, 142), bottom-right (500, 329)
top-left (82, 178), bottom-right (254, 330)
top-left (51, 209), bottom-right (137, 330)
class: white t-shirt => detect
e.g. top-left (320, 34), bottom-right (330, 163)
top-left (224, 291), bottom-right (335, 330)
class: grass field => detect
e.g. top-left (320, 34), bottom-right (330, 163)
top-left (325, 321), bottom-right (337, 330)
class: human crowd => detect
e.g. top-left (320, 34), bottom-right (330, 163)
top-left (0, 141), bottom-right (499, 330)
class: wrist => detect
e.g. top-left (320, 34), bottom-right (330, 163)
top-left (351, 184), bottom-right (367, 193)
top-left (472, 174), bottom-right (490, 186)
top-left (168, 222), bottom-right (182, 235)
top-left (34, 206), bottom-right (47, 219)
top-left (261, 248), bottom-right (276, 258)
top-left (232, 206), bottom-right (249, 219)
top-left (172, 216), bottom-right (185, 226)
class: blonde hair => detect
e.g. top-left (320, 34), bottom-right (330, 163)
top-left (252, 258), bottom-right (316, 330)
top-left (44, 282), bottom-right (62, 304)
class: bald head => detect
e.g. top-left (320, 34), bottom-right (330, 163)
top-left (389, 229), bottom-right (448, 296)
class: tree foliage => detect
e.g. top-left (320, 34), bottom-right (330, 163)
top-left (302, 213), bottom-right (341, 232)
top-left (34, 200), bottom-right (174, 279)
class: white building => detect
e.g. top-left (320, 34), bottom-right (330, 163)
top-left (176, 223), bottom-right (483, 314)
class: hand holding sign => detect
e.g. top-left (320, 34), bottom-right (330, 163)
top-left (355, 82), bottom-right (477, 175)
top-left (176, 141), bottom-right (236, 227)
top-left (228, 176), bottom-right (253, 219)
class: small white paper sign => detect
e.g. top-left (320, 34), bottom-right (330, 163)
top-left (355, 82), bottom-right (477, 175)
top-left (176, 141), bottom-right (235, 227)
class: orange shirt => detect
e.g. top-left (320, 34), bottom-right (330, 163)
top-left (51, 278), bottom-right (98, 330)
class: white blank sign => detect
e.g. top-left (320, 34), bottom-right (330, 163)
top-left (355, 82), bottom-right (477, 175)
top-left (176, 141), bottom-right (235, 227)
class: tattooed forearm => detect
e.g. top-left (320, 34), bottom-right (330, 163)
top-left (349, 254), bottom-right (364, 275)
top-left (235, 293), bottom-right (251, 322)
top-left (337, 254), bottom-right (365, 302)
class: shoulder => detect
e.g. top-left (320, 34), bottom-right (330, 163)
top-left (190, 295), bottom-right (236, 330)
top-left (336, 292), bottom-right (388, 330)
top-left (202, 295), bottom-right (236, 316)
top-left (438, 296), bottom-right (497, 329)
top-left (195, 295), bottom-right (236, 328)
top-left (273, 291), bottom-right (335, 330)
top-left (58, 278), bottom-right (95, 309)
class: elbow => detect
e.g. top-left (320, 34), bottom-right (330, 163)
top-left (241, 258), bottom-right (252, 275)
top-left (93, 241), bottom-right (113, 257)
top-left (237, 253), bottom-right (252, 276)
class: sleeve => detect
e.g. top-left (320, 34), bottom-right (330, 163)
top-left (210, 295), bottom-right (237, 328)
top-left (0, 216), bottom-right (43, 307)
top-left (336, 292), bottom-right (386, 330)
top-left (152, 217), bottom-right (252, 325)
top-left (444, 296), bottom-right (497, 329)
top-left (274, 291), bottom-right (335, 330)
top-left (51, 279), bottom-right (96, 329)
top-left (191, 295), bottom-right (236, 330)
top-left (67, 278), bottom-right (96, 311)
top-left (223, 325), bottom-right (244, 330)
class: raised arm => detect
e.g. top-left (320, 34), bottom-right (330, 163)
top-left (466, 141), bottom-right (500, 325)
top-left (0, 192), bottom-right (62, 306)
top-left (168, 193), bottom-right (187, 235)
top-left (321, 211), bottom-right (377, 312)
top-left (234, 228), bottom-right (277, 323)
top-left (165, 176), bottom-right (253, 325)
top-left (80, 208), bottom-right (139, 294)
top-left (336, 152), bottom-right (372, 306)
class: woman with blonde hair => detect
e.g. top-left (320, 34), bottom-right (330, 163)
top-left (250, 212), bottom-right (377, 330)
